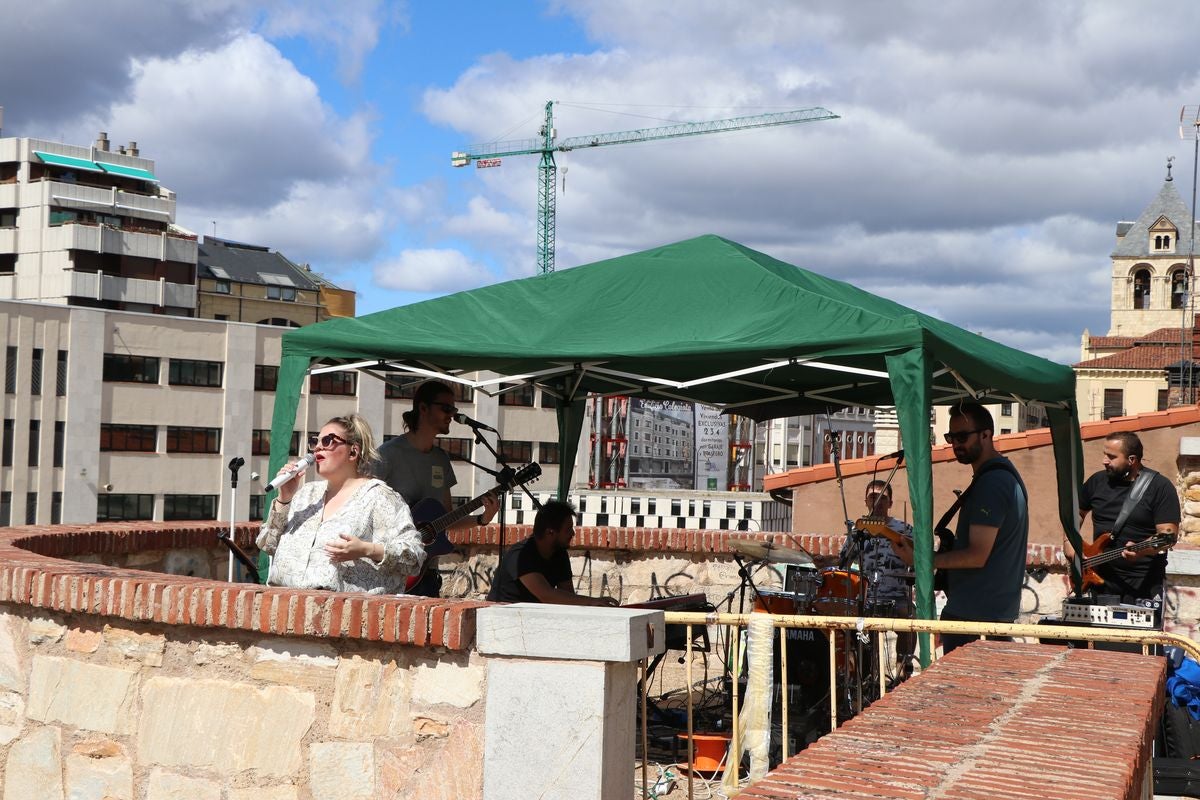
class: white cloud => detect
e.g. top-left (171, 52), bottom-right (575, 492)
top-left (372, 249), bottom-right (494, 292)
top-left (420, 0), bottom-right (1200, 362)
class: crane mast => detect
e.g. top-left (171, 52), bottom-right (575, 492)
top-left (452, 102), bottom-right (838, 274)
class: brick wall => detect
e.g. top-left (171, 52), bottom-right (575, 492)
top-left (744, 641), bottom-right (1165, 800)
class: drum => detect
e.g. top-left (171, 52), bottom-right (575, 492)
top-left (753, 588), bottom-right (810, 615)
top-left (811, 568), bottom-right (861, 616)
top-left (784, 564), bottom-right (821, 598)
top-left (862, 599), bottom-right (897, 618)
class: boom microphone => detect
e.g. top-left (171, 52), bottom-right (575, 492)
top-left (266, 452), bottom-right (316, 491)
top-left (453, 413), bottom-right (498, 434)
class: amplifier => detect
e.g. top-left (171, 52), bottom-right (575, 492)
top-left (1061, 600), bottom-right (1158, 629)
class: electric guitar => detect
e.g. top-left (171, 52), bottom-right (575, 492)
top-left (1078, 530), bottom-right (1176, 593)
top-left (854, 516), bottom-right (907, 549)
top-left (404, 462), bottom-right (542, 591)
top-left (856, 515), bottom-right (953, 589)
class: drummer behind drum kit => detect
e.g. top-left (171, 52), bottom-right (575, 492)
top-left (727, 535), bottom-right (901, 743)
top-left (728, 538), bottom-right (891, 618)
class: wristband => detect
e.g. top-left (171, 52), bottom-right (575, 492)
top-left (275, 498), bottom-right (290, 506)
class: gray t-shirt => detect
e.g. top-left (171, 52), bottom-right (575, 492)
top-left (377, 435), bottom-right (457, 509)
top-left (943, 457), bottom-right (1029, 622)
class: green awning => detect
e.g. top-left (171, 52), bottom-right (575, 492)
top-left (97, 162), bottom-right (158, 182)
top-left (34, 151), bottom-right (104, 173)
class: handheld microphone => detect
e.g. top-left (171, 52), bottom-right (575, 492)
top-left (880, 449), bottom-right (904, 462)
top-left (453, 413), bottom-right (498, 434)
top-left (266, 452), bottom-right (315, 491)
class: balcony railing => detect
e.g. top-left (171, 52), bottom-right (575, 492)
top-left (68, 271), bottom-right (196, 309)
top-left (47, 180), bottom-right (175, 223)
top-left (48, 222), bottom-right (197, 264)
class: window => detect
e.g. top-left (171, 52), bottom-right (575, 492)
top-left (27, 420), bottom-right (38, 467)
top-left (289, 431), bottom-right (300, 457)
top-left (249, 494), bottom-right (267, 521)
top-left (539, 390), bottom-right (558, 409)
top-left (1000, 402), bottom-right (1013, 417)
top-left (498, 439), bottom-right (533, 463)
top-left (0, 492), bottom-right (8, 526)
top-left (30, 348), bottom-right (42, 396)
top-left (254, 365), bottom-right (278, 392)
top-left (1, 419), bottom-right (11, 466)
top-left (252, 429), bottom-right (271, 456)
top-left (51, 492), bottom-right (62, 525)
top-left (1102, 389), bottom-right (1124, 420)
top-left (97, 494), bottom-right (154, 522)
top-left (439, 437), bottom-right (472, 459)
top-left (100, 424), bottom-right (157, 452)
top-left (1133, 269), bottom-right (1151, 310)
top-left (214, 280), bottom-right (231, 294)
top-left (309, 372), bottom-right (356, 396)
top-left (169, 358), bottom-right (222, 387)
top-left (56, 350), bottom-right (67, 396)
top-left (266, 285), bottom-right (296, 302)
top-left (1000, 428), bottom-right (1012, 435)
top-left (164, 494), bottom-right (218, 521)
top-left (1159, 388), bottom-right (1170, 411)
top-left (167, 426), bottom-right (221, 454)
top-left (103, 353), bottom-right (160, 384)
top-left (499, 382), bottom-right (535, 406)
top-left (25, 492), bottom-right (36, 525)
top-left (539, 441), bottom-right (560, 464)
top-left (53, 421), bottom-right (64, 467)
top-left (1172, 270), bottom-right (1189, 310)
top-left (5, 346), bottom-right (15, 394)
top-left (0, 209), bottom-right (16, 227)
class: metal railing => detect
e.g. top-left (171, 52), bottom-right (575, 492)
top-left (637, 611), bottom-right (1200, 800)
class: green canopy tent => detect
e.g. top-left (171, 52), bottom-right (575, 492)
top-left (268, 234), bottom-right (1085, 650)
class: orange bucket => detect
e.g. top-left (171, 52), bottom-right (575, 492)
top-left (676, 732), bottom-right (731, 774)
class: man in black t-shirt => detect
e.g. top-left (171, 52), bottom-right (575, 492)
top-left (487, 500), bottom-right (618, 606)
top-left (1075, 431), bottom-right (1179, 602)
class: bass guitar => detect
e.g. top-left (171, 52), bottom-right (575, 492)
top-left (405, 462), bottom-right (542, 591)
top-left (1078, 531), bottom-right (1175, 593)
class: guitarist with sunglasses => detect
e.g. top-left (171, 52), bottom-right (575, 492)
top-left (1072, 431), bottom-right (1178, 607)
top-left (378, 381), bottom-right (500, 597)
top-left (892, 402), bottom-right (1028, 656)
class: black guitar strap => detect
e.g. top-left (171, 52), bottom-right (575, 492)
top-left (1111, 467), bottom-right (1156, 539)
top-left (935, 459), bottom-right (1027, 535)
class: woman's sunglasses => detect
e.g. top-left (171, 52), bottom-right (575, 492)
top-left (308, 433), bottom-right (348, 450)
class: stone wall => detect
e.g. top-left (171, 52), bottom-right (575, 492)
top-left (0, 522), bottom-right (489, 799)
top-left (0, 608), bottom-right (485, 800)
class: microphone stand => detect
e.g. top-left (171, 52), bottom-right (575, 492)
top-left (222, 457), bottom-right (261, 584)
top-left (825, 426), bottom-right (863, 717)
top-left (462, 428), bottom-right (543, 560)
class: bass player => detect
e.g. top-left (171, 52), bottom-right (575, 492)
top-left (378, 380), bottom-right (500, 596)
top-left (1072, 431), bottom-right (1178, 605)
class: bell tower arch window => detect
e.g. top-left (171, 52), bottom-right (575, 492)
top-left (1133, 269), bottom-right (1151, 309)
top-left (1172, 268), bottom-right (1191, 309)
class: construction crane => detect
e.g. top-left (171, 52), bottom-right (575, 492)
top-left (451, 101), bottom-right (839, 274)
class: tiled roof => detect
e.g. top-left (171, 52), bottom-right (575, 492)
top-left (1074, 344), bottom-right (1181, 370)
top-left (1089, 326), bottom-right (1187, 348)
top-left (197, 237), bottom-right (322, 290)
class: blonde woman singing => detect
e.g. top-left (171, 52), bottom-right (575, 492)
top-left (257, 414), bottom-right (424, 594)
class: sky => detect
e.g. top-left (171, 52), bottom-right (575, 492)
top-left (3, 1), bottom-right (1200, 365)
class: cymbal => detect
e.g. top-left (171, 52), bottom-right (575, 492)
top-left (728, 538), bottom-right (814, 566)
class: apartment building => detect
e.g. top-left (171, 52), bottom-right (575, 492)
top-left (0, 299), bottom-right (588, 525)
top-left (0, 133), bottom-right (197, 314)
top-left (197, 237), bottom-right (355, 326)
